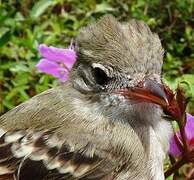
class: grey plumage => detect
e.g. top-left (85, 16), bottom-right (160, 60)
top-left (76, 15), bottom-right (163, 74)
top-left (0, 15), bottom-right (172, 180)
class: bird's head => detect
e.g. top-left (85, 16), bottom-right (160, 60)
top-left (70, 15), bottom-right (167, 124)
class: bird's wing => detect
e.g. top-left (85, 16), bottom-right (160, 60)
top-left (0, 128), bottom-right (116, 180)
top-left (0, 85), bottom-right (117, 179)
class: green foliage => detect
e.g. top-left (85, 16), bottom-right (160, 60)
top-left (0, 0), bottom-right (194, 115)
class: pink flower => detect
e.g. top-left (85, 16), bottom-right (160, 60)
top-left (169, 113), bottom-right (194, 157)
top-left (36, 43), bottom-right (77, 82)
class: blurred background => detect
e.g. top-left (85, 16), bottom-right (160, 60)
top-left (0, 0), bottom-right (193, 115)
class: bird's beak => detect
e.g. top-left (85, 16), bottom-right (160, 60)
top-left (118, 78), bottom-right (169, 108)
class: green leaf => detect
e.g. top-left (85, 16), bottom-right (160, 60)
top-left (95, 3), bottom-right (114, 13)
top-left (10, 63), bottom-right (30, 73)
top-left (3, 100), bottom-right (15, 110)
top-left (30, 0), bottom-right (54, 19)
top-left (0, 30), bottom-right (11, 47)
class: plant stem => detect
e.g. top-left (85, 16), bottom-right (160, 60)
top-left (180, 126), bottom-right (189, 152)
top-left (178, 113), bottom-right (189, 153)
top-left (174, 133), bottom-right (183, 152)
top-left (165, 157), bottom-right (186, 178)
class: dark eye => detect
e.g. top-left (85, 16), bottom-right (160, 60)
top-left (92, 67), bottom-right (109, 85)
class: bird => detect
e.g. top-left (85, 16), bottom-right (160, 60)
top-left (0, 15), bottom-right (172, 180)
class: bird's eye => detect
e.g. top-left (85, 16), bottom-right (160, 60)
top-left (92, 67), bottom-right (109, 85)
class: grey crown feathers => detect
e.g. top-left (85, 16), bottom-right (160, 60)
top-left (76, 15), bottom-right (163, 74)
top-left (0, 15), bottom-right (172, 180)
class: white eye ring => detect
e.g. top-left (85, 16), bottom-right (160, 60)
top-left (92, 63), bottom-right (110, 76)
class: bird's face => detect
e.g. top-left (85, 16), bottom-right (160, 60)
top-left (71, 61), bottom-right (167, 124)
top-left (70, 15), bottom-right (167, 123)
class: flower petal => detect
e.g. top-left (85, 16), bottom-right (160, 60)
top-left (185, 113), bottom-right (194, 141)
top-left (38, 44), bottom-right (76, 69)
top-left (59, 48), bottom-right (77, 70)
top-left (36, 59), bottom-right (68, 80)
top-left (169, 133), bottom-right (182, 157)
top-left (58, 73), bottom-right (69, 82)
top-left (169, 113), bottom-right (194, 157)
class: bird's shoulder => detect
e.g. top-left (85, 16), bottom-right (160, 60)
top-left (0, 83), bottom-right (77, 130)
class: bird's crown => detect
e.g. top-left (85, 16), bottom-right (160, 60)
top-left (76, 15), bottom-right (164, 75)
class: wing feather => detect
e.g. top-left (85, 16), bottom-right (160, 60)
top-left (0, 128), bottom-right (115, 180)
